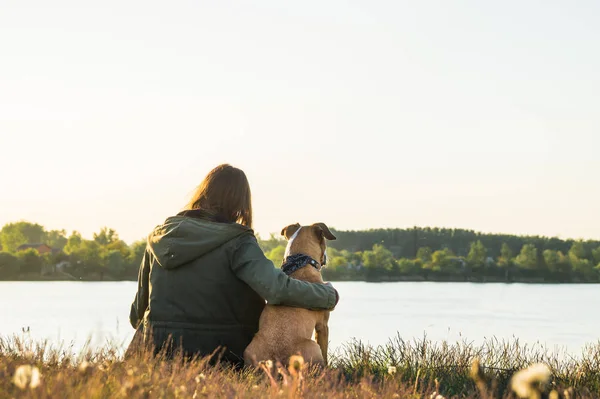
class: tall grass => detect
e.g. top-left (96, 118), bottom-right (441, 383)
top-left (1, 334), bottom-right (598, 398)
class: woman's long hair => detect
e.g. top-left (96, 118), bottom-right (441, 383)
top-left (184, 164), bottom-right (253, 228)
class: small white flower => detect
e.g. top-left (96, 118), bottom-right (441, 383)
top-left (265, 360), bottom-right (273, 369)
top-left (195, 373), bottom-right (206, 383)
top-left (79, 361), bottom-right (89, 371)
top-left (387, 365), bottom-right (397, 375)
top-left (12, 365), bottom-right (41, 390)
top-left (511, 363), bottom-right (552, 398)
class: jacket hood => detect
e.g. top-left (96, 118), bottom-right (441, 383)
top-left (147, 213), bottom-right (252, 269)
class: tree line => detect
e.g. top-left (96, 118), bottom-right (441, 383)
top-left (0, 221), bottom-right (144, 281)
top-left (260, 227), bottom-right (600, 283)
top-left (1, 221), bottom-right (599, 283)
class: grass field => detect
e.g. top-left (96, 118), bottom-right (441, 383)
top-left (1, 334), bottom-right (598, 398)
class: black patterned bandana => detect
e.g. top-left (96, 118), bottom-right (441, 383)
top-left (281, 253), bottom-right (321, 276)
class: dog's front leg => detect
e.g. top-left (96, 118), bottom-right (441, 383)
top-left (315, 312), bottom-right (330, 365)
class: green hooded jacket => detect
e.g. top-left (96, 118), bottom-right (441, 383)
top-left (129, 210), bottom-right (338, 365)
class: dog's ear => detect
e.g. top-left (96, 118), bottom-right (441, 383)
top-left (311, 223), bottom-right (336, 241)
top-left (281, 223), bottom-right (301, 240)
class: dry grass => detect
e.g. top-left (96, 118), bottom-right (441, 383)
top-left (1, 334), bottom-right (599, 398)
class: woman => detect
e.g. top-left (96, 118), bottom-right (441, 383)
top-left (128, 164), bottom-right (339, 367)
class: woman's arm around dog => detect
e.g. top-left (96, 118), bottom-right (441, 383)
top-left (230, 235), bottom-right (339, 310)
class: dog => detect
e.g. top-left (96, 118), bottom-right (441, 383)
top-left (243, 222), bottom-right (337, 370)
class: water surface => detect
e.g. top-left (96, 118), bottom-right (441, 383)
top-left (1, 282), bottom-right (597, 355)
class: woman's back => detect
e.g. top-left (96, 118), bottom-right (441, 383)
top-left (144, 211), bottom-right (264, 363)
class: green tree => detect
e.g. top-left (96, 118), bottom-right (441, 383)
top-left (0, 221), bottom-right (48, 253)
top-left (17, 249), bottom-right (43, 275)
top-left (467, 240), bottom-right (487, 269)
top-left (543, 250), bottom-right (558, 272)
top-left (64, 231), bottom-right (83, 255)
top-left (266, 245), bottom-right (286, 265)
top-left (416, 247), bottom-right (432, 263)
top-left (430, 248), bottom-right (457, 271)
top-left (0, 228), bottom-right (26, 253)
top-left (591, 247), bottom-right (600, 264)
top-left (70, 240), bottom-right (103, 274)
top-left (347, 251), bottom-right (363, 265)
top-left (498, 243), bottom-right (514, 267)
top-left (93, 227), bottom-right (119, 246)
top-left (515, 244), bottom-right (538, 269)
top-left (397, 258), bottom-right (421, 274)
top-left (257, 233), bottom-right (286, 253)
top-left (19, 221), bottom-right (45, 243)
top-left (104, 250), bottom-right (126, 277)
top-left (46, 249), bottom-right (69, 267)
top-left (542, 250), bottom-right (570, 273)
top-left (569, 242), bottom-right (595, 279)
top-left (569, 241), bottom-right (587, 259)
top-left (362, 244), bottom-right (396, 272)
top-left (571, 257), bottom-right (595, 279)
top-left (328, 254), bottom-right (349, 271)
top-left (106, 239), bottom-right (131, 258)
top-left (123, 239), bottom-right (147, 279)
top-left (0, 252), bottom-right (20, 279)
top-left (44, 229), bottom-right (68, 250)
top-left (323, 248), bottom-right (348, 272)
top-left (128, 239), bottom-right (147, 264)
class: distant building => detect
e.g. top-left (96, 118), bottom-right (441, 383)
top-left (16, 243), bottom-right (61, 255)
top-left (41, 260), bottom-right (70, 276)
top-left (56, 260), bottom-right (69, 271)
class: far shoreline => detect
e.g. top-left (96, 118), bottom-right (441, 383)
top-left (2, 275), bottom-right (599, 284)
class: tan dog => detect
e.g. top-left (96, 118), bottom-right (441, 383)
top-left (244, 222), bottom-right (337, 369)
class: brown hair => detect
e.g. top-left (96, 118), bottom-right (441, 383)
top-left (184, 164), bottom-right (253, 228)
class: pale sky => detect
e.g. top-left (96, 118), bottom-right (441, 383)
top-left (1, 1), bottom-right (599, 244)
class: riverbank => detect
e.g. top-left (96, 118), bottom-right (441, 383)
top-left (4, 274), bottom-right (600, 284)
top-left (1, 335), bottom-right (597, 398)
top-left (335, 275), bottom-right (600, 284)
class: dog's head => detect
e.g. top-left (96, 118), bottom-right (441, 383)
top-left (280, 222), bottom-right (337, 267)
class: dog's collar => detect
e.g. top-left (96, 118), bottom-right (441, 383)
top-left (281, 253), bottom-right (321, 276)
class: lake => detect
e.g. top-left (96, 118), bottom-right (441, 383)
top-left (1, 281), bottom-right (598, 356)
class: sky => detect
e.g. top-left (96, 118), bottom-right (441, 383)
top-left (1, 0), bottom-right (599, 244)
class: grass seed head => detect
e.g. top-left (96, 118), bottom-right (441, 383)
top-left (289, 355), bottom-right (305, 373)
